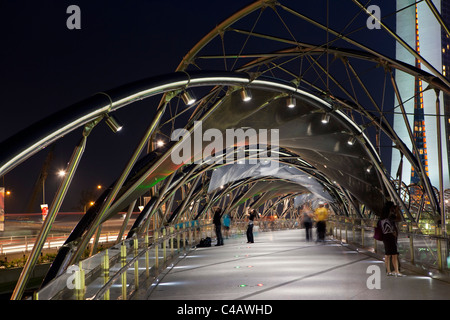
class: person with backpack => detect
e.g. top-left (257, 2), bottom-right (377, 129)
top-left (380, 201), bottom-right (404, 277)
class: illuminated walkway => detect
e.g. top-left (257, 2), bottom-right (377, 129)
top-left (135, 229), bottom-right (450, 300)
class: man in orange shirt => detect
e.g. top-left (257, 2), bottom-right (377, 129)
top-left (314, 203), bottom-right (329, 242)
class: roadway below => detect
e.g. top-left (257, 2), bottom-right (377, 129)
top-left (137, 228), bottom-right (450, 300)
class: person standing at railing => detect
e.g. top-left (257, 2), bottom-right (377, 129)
top-left (213, 207), bottom-right (224, 246)
top-left (380, 201), bottom-right (404, 277)
top-left (244, 207), bottom-right (257, 243)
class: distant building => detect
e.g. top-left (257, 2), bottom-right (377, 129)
top-left (392, 0), bottom-right (450, 190)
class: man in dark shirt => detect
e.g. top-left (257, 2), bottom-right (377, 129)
top-left (213, 207), bottom-right (224, 246)
top-left (245, 208), bottom-right (257, 243)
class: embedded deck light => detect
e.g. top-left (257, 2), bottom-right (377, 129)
top-left (181, 90), bottom-right (196, 105)
top-left (105, 114), bottom-right (123, 133)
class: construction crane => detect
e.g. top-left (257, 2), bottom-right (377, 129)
top-left (25, 144), bottom-right (55, 213)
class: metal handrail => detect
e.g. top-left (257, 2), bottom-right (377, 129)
top-left (34, 218), bottom-right (299, 300)
top-left (328, 216), bottom-right (450, 278)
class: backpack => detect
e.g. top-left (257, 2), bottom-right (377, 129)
top-left (373, 220), bottom-right (383, 241)
top-left (197, 237), bottom-right (211, 247)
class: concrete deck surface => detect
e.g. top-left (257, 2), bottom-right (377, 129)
top-left (135, 229), bottom-right (450, 300)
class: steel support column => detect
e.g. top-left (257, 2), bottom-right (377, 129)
top-left (11, 117), bottom-right (98, 300)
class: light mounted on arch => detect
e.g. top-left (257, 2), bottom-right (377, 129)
top-left (287, 96), bottom-right (296, 108)
top-left (347, 136), bottom-right (356, 146)
top-left (321, 113), bottom-right (330, 124)
top-left (240, 88), bottom-right (252, 102)
top-left (181, 90), bottom-right (196, 105)
top-left (105, 114), bottom-right (123, 133)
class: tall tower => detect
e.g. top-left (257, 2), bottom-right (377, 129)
top-left (392, 0), bottom-right (450, 190)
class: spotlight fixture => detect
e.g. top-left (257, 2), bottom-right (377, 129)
top-left (287, 96), bottom-right (296, 108)
top-left (347, 136), bottom-right (356, 146)
top-left (366, 164), bottom-right (373, 173)
top-left (321, 113), bottom-right (330, 124)
top-left (105, 114), bottom-right (123, 133)
top-left (156, 140), bottom-right (165, 147)
top-left (240, 88), bottom-right (252, 102)
top-left (181, 90), bottom-right (196, 105)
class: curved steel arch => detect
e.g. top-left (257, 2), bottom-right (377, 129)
top-left (0, 71), bottom-right (384, 288)
top-left (9, 0), bottom-right (450, 299)
top-left (173, 0), bottom-right (449, 222)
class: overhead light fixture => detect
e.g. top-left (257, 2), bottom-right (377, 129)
top-left (181, 90), bottom-right (196, 105)
top-left (287, 96), bottom-right (296, 108)
top-left (347, 136), bottom-right (356, 146)
top-left (156, 140), bottom-right (165, 147)
top-left (366, 164), bottom-right (373, 173)
top-left (240, 88), bottom-right (252, 102)
top-left (105, 114), bottom-right (123, 133)
top-left (321, 113), bottom-right (330, 124)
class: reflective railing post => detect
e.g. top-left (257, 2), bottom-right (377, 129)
top-left (102, 249), bottom-right (110, 300)
top-left (170, 226), bottom-right (174, 257)
top-left (361, 220), bottom-right (365, 247)
top-left (345, 220), bottom-right (348, 243)
top-left (154, 230), bottom-right (159, 269)
top-left (145, 234), bottom-right (149, 277)
top-left (176, 225), bottom-right (180, 253)
top-left (134, 238), bottom-right (139, 290)
top-left (163, 228), bottom-right (167, 262)
top-left (183, 223), bottom-right (187, 251)
top-left (121, 242), bottom-right (127, 300)
top-left (437, 228), bottom-right (443, 270)
top-left (409, 224), bottom-right (415, 264)
top-left (76, 261), bottom-right (85, 300)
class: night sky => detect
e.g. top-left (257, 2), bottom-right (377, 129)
top-left (0, 1), bottom-right (394, 213)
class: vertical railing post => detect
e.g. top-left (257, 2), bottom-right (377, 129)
top-left (163, 228), bottom-right (167, 262)
top-left (183, 223), bottom-right (187, 252)
top-left (345, 219), bottom-right (348, 243)
top-left (361, 220), bottom-right (365, 247)
top-left (134, 238), bottom-right (139, 290)
top-left (170, 226), bottom-right (174, 257)
top-left (176, 225), bottom-right (180, 253)
top-left (154, 230), bottom-right (159, 270)
top-left (145, 234), bottom-right (149, 277)
top-left (409, 224), bottom-right (414, 264)
top-left (121, 242), bottom-right (127, 300)
top-left (102, 249), bottom-right (110, 300)
top-left (437, 228), bottom-right (443, 270)
top-left (75, 261), bottom-right (85, 300)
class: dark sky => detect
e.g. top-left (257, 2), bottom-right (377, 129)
top-left (0, 1), bottom-right (395, 213)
